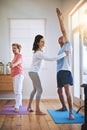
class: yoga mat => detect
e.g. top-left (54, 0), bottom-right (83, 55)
top-left (0, 105), bottom-right (29, 115)
top-left (48, 109), bottom-right (84, 124)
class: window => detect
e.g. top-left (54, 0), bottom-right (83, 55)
top-left (10, 19), bottom-right (46, 68)
top-left (73, 32), bottom-right (80, 98)
top-left (79, 2), bottom-right (87, 24)
top-left (82, 28), bottom-right (87, 84)
top-left (72, 11), bottom-right (79, 29)
top-left (69, 1), bottom-right (87, 105)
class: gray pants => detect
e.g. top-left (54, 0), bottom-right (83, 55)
top-left (29, 72), bottom-right (43, 100)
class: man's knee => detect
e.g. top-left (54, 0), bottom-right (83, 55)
top-left (57, 88), bottom-right (63, 95)
top-left (64, 85), bottom-right (70, 95)
top-left (65, 89), bottom-right (71, 99)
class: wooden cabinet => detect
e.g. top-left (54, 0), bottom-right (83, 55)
top-left (0, 75), bottom-right (13, 91)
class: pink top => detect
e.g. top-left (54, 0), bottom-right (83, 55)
top-left (11, 54), bottom-right (24, 77)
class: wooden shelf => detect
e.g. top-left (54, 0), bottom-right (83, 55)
top-left (0, 74), bottom-right (13, 91)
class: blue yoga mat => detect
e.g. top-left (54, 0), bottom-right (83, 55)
top-left (48, 109), bottom-right (84, 124)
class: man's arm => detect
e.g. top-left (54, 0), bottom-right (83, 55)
top-left (56, 8), bottom-right (68, 42)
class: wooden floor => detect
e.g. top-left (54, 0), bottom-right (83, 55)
top-left (0, 99), bottom-right (83, 130)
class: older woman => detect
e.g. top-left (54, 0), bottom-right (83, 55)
top-left (10, 43), bottom-right (24, 112)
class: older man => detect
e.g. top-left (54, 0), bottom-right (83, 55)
top-left (56, 8), bottom-right (74, 120)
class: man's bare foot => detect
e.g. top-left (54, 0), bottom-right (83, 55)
top-left (69, 113), bottom-right (75, 120)
top-left (56, 107), bottom-right (67, 111)
top-left (35, 111), bottom-right (47, 115)
top-left (56, 8), bottom-right (62, 16)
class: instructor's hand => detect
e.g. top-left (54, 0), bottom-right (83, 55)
top-left (65, 51), bottom-right (69, 56)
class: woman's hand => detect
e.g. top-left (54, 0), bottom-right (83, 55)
top-left (10, 63), bottom-right (15, 68)
top-left (65, 51), bottom-right (69, 56)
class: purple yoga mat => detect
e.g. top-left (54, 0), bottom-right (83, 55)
top-left (0, 105), bottom-right (29, 115)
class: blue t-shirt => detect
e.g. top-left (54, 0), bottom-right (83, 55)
top-left (57, 41), bottom-right (72, 72)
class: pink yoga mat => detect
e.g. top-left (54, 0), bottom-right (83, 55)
top-left (0, 105), bottom-right (29, 115)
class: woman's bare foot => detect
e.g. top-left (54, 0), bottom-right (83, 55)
top-left (69, 113), bottom-right (75, 120)
top-left (35, 111), bottom-right (47, 115)
top-left (14, 108), bottom-right (19, 113)
top-left (27, 107), bottom-right (34, 112)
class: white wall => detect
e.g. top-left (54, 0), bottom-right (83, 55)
top-left (0, 0), bottom-right (79, 99)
